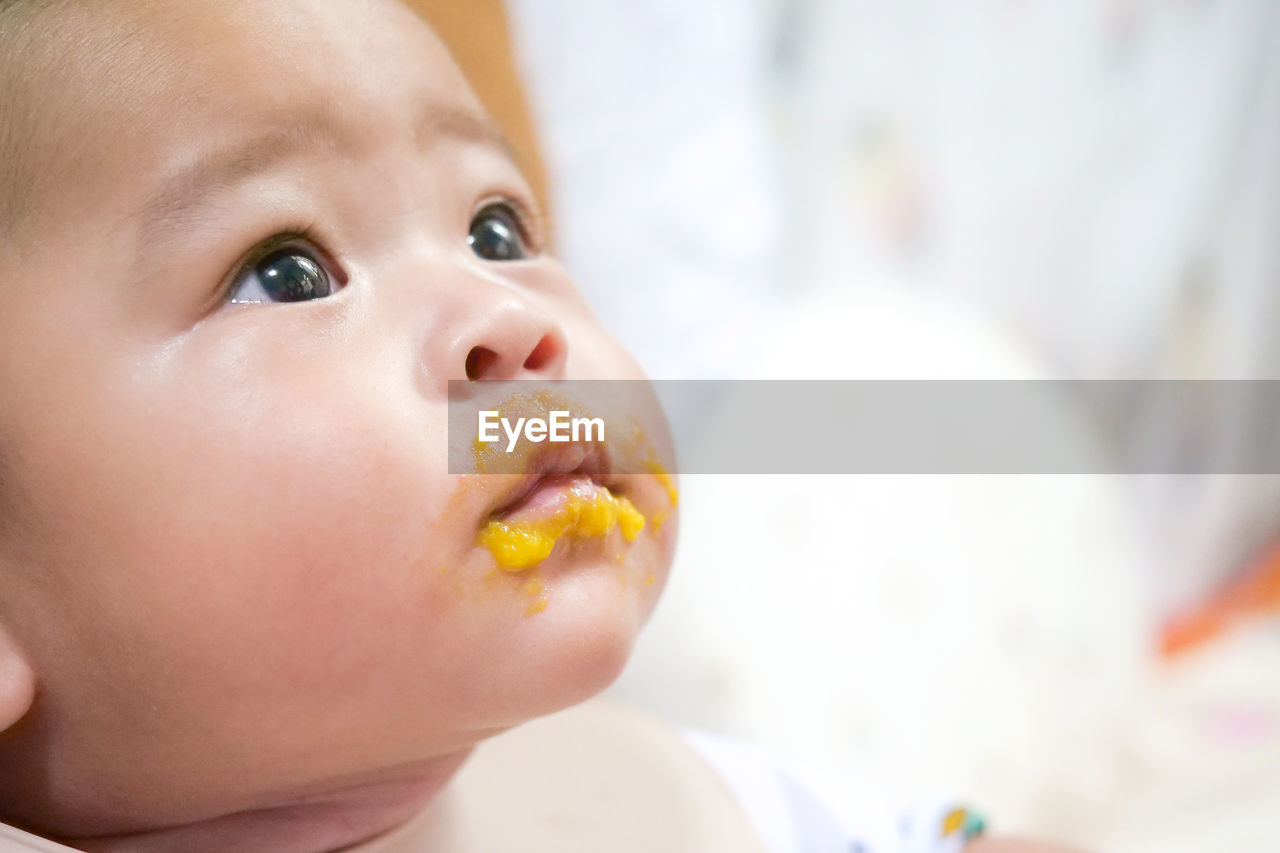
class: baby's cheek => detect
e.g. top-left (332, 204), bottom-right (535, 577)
top-left (82, 372), bottom-right (451, 683)
top-left (197, 434), bottom-right (456, 671)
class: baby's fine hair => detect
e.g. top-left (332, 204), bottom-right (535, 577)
top-left (1, 0), bottom-right (46, 238)
top-left (0, 0), bottom-right (63, 516)
top-left (0, 0), bottom-right (75, 241)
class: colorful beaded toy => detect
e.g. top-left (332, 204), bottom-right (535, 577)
top-left (899, 800), bottom-right (988, 853)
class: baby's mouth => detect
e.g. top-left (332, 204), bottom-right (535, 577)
top-left (461, 387), bottom-right (677, 574)
top-left (486, 440), bottom-right (615, 520)
top-left (478, 442), bottom-right (647, 572)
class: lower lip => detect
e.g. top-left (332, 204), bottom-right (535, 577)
top-left (479, 476), bottom-right (646, 572)
top-left (500, 475), bottom-right (605, 523)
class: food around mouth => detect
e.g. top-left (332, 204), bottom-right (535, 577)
top-left (479, 480), bottom-right (646, 571)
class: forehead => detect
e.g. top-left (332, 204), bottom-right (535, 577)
top-left (6, 0), bottom-right (482, 242)
top-left (45, 0), bottom-right (467, 110)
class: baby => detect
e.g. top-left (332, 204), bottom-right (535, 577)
top-left (0, 1), bottom-right (1079, 851)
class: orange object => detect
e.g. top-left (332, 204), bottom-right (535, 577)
top-left (406, 0), bottom-right (553, 223)
top-left (1160, 538), bottom-right (1280, 657)
top-left (479, 486), bottom-right (646, 571)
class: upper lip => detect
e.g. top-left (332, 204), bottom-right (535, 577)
top-left (487, 441), bottom-right (615, 519)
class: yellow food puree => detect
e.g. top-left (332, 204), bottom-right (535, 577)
top-left (479, 486), bottom-right (646, 571)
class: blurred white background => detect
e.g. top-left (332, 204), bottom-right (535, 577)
top-left (503, 1), bottom-right (1280, 849)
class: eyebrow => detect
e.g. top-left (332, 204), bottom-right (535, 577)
top-left (134, 99), bottom-right (518, 242)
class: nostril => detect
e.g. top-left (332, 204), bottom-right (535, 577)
top-left (523, 334), bottom-right (561, 372)
top-left (465, 346), bottom-right (500, 380)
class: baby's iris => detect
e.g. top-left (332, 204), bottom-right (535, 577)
top-left (230, 248), bottom-right (335, 304)
top-left (468, 202), bottom-right (531, 262)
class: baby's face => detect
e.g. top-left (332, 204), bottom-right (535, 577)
top-left (0, 0), bottom-right (674, 837)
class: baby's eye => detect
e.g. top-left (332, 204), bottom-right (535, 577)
top-left (468, 201), bottom-right (533, 262)
top-left (228, 242), bottom-right (342, 304)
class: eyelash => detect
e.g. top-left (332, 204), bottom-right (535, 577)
top-left (478, 193), bottom-right (545, 255)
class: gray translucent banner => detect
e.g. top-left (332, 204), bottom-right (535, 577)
top-left (447, 380), bottom-right (1280, 474)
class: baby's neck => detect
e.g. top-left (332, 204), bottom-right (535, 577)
top-left (60, 750), bottom-right (472, 853)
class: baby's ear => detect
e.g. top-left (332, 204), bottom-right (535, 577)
top-left (0, 622), bottom-right (35, 732)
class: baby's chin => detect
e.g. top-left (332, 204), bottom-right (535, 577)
top-left (472, 564), bottom-right (658, 728)
top-left (440, 481), bottom-right (676, 728)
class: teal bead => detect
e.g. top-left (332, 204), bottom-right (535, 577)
top-left (961, 812), bottom-right (987, 838)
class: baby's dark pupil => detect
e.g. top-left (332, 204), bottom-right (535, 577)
top-left (468, 207), bottom-right (525, 261)
top-left (257, 250), bottom-right (330, 302)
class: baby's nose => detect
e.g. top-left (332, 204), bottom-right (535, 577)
top-left (423, 293), bottom-right (567, 384)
